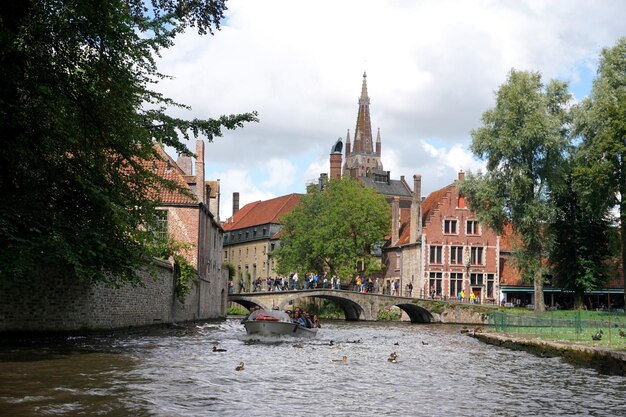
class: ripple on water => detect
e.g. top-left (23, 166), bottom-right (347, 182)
top-left (1, 320), bottom-right (625, 416)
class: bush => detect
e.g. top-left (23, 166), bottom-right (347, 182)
top-left (377, 308), bottom-right (401, 321)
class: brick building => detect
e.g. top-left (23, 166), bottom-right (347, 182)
top-left (222, 193), bottom-right (302, 292)
top-left (382, 171), bottom-right (501, 302)
top-left (150, 140), bottom-right (227, 317)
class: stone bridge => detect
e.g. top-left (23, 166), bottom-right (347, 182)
top-left (228, 289), bottom-right (480, 323)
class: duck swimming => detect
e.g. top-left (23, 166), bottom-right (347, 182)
top-left (388, 352), bottom-right (398, 363)
top-left (332, 356), bottom-right (348, 363)
top-left (213, 346), bottom-right (227, 352)
top-left (235, 362), bottom-right (245, 371)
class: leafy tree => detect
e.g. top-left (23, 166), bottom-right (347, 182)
top-left (0, 1), bottom-right (258, 284)
top-left (459, 70), bottom-right (570, 312)
top-left (572, 37), bottom-right (626, 306)
top-left (275, 178), bottom-right (390, 279)
top-left (549, 160), bottom-right (612, 308)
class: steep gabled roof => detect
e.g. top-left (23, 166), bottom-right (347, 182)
top-left (359, 176), bottom-right (412, 198)
top-left (148, 144), bottom-right (197, 205)
top-left (421, 184), bottom-right (453, 225)
top-left (223, 193), bottom-right (302, 231)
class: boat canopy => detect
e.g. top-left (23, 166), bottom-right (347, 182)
top-left (248, 309), bottom-right (291, 322)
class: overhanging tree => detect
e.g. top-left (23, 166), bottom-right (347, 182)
top-left (572, 37), bottom-right (626, 306)
top-left (458, 69), bottom-right (570, 312)
top-left (0, 1), bottom-right (258, 284)
top-left (275, 178), bottom-right (390, 279)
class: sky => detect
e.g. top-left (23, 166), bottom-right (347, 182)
top-left (155, 0), bottom-right (626, 219)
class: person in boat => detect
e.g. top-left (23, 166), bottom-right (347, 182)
top-left (311, 314), bottom-right (321, 328)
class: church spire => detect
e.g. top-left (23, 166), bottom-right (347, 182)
top-left (342, 73), bottom-right (383, 178)
top-left (354, 72), bottom-right (374, 154)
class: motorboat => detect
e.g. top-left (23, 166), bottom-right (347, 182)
top-left (242, 309), bottom-right (318, 338)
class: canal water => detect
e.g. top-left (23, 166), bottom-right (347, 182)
top-left (1, 319), bottom-right (624, 416)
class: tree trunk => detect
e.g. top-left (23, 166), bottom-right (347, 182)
top-left (573, 289), bottom-right (585, 309)
top-left (534, 272), bottom-right (545, 313)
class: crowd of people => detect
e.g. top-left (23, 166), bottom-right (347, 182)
top-left (245, 306), bottom-right (321, 329)
top-left (285, 307), bottom-right (321, 329)
top-left (233, 272), bottom-right (344, 293)
top-left (230, 273), bottom-right (416, 297)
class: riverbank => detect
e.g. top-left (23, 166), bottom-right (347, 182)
top-left (469, 331), bottom-right (626, 376)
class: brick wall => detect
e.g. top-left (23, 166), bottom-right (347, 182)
top-left (0, 259), bottom-right (225, 335)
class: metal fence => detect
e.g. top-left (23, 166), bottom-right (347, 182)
top-left (490, 310), bottom-right (626, 348)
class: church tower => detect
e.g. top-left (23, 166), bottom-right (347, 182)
top-left (343, 72), bottom-right (384, 178)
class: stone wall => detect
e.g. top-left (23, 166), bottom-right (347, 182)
top-left (0, 259), bottom-right (226, 335)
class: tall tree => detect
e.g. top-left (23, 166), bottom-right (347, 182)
top-left (572, 37), bottom-right (626, 306)
top-left (275, 178), bottom-right (390, 279)
top-left (549, 160), bottom-right (612, 308)
top-left (458, 70), bottom-right (570, 312)
top-left (0, 1), bottom-right (258, 284)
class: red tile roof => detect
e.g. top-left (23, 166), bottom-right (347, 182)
top-left (223, 193), bottom-right (302, 231)
top-left (422, 184), bottom-right (453, 224)
top-left (389, 185), bottom-right (452, 247)
top-left (146, 145), bottom-right (197, 205)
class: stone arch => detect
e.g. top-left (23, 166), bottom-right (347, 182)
top-left (384, 302), bottom-right (434, 323)
top-left (277, 292), bottom-right (365, 321)
top-left (227, 295), bottom-right (268, 311)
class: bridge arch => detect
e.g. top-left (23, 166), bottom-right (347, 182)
top-left (227, 290), bottom-right (443, 323)
top-left (277, 292), bottom-right (365, 321)
top-left (227, 295), bottom-right (269, 311)
top-left (387, 303), bottom-right (434, 323)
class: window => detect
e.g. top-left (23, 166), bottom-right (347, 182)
top-left (253, 229), bottom-right (257, 237)
top-left (444, 219), bottom-right (457, 234)
top-left (151, 210), bottom-right (168, 243)
top-left (263, 228), bottom-right (267, 236)
top-left (487, 274), bottom-right (495, 298)
top-left (470, 273), bottom-right (484, 286)
top-left (470, 247), bottom-right (484, 265)
top-left (396, 253), bottom-right (401, 270)
top-left (466, 220), bottom-right (479, 235)
top-left (458, 195), bottom-right (466, 209)
top-left (224, 250), bottom-right (228, 259)
top-left (429, 246), bottom-right (443, 264)
top-left (270, 243), bottom-right (276, 252)
top-left (429, 272), bottom-right (442, 297)
top-left (450, 246), bottom-right (463, 265)
top-left (449, 273), bottom-right (463, 297)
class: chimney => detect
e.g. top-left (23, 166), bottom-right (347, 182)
top-left (392, 197), bottom-right (400, 245)
top-left (233, 192), bottom-right (240, 216)
top-left (410, 174), bottom-right (422, 243)
top-left (458, 170), bottom-right (465, 181)
top-left (176, 152), bottom-right (193, 176)
top-left (413, 174), bottom-right (422, 201)
top-left (195, 140), bottom-right (205, 203)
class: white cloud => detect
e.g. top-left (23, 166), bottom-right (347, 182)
top-left (206, 168), bottom-right (276, 220)
top-left (154, 0), bottom-right (626, 206)
top-left (261, 158), bottom-right (296, 190)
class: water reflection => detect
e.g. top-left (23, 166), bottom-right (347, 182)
top-left (1, 319), bottom-right (624, 416)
